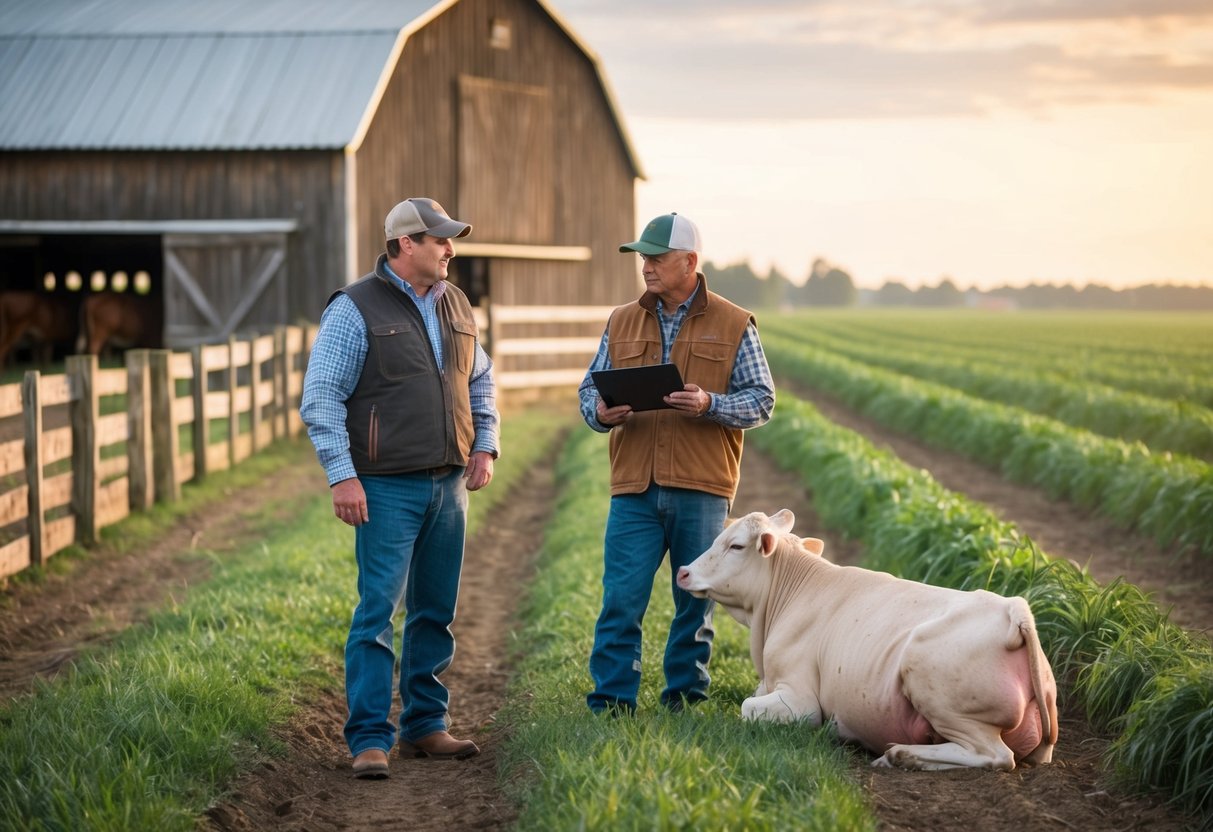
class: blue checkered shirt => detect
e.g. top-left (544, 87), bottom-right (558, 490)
top-left (301, 267), bottom-right (500, 486)
top-left (578, 284), bottom-right (775, 432)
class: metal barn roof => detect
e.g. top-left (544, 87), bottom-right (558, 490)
top-left (0, 0), bottom-right (641, 171)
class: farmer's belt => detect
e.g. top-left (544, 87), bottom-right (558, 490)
top-left (416, 465), bottom-right (455, 477)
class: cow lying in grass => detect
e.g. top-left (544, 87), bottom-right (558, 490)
top-left (676, 509), bottom-right (1058, 770)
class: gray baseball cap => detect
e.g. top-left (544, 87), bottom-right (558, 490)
top-left (385, 198), bottom-right (471, 240)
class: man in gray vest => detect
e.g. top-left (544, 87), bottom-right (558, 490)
top-left (301, 197), bottom-right (500, 779)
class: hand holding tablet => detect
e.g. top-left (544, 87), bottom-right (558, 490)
top-left (591, 363), bottom-right (685, 412)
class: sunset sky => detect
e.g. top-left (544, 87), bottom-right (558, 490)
top-left (558, 1), bottom-right (1213, 290)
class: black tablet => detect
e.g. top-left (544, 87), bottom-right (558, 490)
top-left (591, 363), bottom-right (685, 412)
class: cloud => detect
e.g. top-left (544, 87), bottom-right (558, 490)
top-left (562, 0), bottom-right (1213, 120)
top-left (982, 0), bottom-right (1213, 24)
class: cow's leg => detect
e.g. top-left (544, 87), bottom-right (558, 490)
top-left (741, 684), bottom-right (821, 724)
top-left (873, 721), bottom-right (1015, 771)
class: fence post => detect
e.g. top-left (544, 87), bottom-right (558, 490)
top-left (272, 326), bottom-right (287, 441)
top-left (21, 370), bottom-right (45, 568)
top-left (247, 334), bottom-right (262, 455)
top-left (192, 344), bottom-right (208, 481)
top-left (67, 354), bottom-right (99, 545)
top-left (149, 349), bottom-right (180, 503)
top-left (126, 349), bottom-right (155, 511)
top-left (228, 335), bottom-right (239, 468)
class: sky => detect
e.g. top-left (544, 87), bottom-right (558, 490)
top-left (556, 0), bottom-right (1213, 290)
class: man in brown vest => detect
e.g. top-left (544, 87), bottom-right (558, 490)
top-left (301, 197), bottom-right (500, 778)
top-left (577, 212), bottom-right (775, 714)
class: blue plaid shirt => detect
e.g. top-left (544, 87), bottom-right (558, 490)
top-left (301, 266), bottom-right (500, 486)
top-left (578, 283), bottom-right (775, 432)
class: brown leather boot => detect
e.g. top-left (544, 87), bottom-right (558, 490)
top-left (399, 730), bottom-right (480, 760)
top-left (351, 748), bottom-right (391, 779)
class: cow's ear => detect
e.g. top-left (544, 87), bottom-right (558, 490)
top-left (769, 509), bottom-right (795, 535)
top-left (759, 531), bottom-right (777, 558)
top-left (801, 537), bottom-right (825, 557)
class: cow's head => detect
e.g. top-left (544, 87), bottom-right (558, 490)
top-left (676, 510), bottom-right (806, 614)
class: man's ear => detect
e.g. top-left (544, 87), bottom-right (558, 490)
top-left (685, 251), bottom-right (698, 274)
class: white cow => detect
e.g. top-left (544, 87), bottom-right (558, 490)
top-left (676, 509), bottom-right (1058, 771)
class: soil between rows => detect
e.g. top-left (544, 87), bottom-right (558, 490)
top-left (0, 396), bottom-right (1205, 830)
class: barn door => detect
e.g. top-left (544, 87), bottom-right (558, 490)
top-left (458, 75), bottom-right (554, 243)
top-left (162, 232), bottom-right (289, 347)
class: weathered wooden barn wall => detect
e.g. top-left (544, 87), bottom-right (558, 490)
top-left (353, 0), bottom-right (640, 308)
top-left (0, 150), bottom-right (345, 324)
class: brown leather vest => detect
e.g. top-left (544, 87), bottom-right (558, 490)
top-left (334, 255), bottom-right (477, 475)
top-left (605, 276), bottom-right (753, 499)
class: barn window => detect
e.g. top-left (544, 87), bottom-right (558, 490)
top-left (112, 271), bottom-right (129, 292)
top-left (43, 271), bottom-right (55, 291)
top-left (489, 18), bottom-right (511, 50)
top-left (65, 271), bottom-right (82, 291)
top-left (90, 270), bottom-right (107, 291)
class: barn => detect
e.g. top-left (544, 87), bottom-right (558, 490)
top-left (0, 0), bottom-right (643, 363)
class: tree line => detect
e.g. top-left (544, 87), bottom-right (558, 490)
top-left (704, 258), bottom-right (1213, 310)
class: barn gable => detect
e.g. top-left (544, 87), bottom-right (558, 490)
top-left (0, 0), bottom-right (644, 359)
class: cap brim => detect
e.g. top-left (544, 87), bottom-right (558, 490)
top-left (619, 241), bottom-right (673, 255)
top-left (426, 220), bottom-right (471, 239)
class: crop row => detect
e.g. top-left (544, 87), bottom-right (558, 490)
top-left (790, 311), bottom-right (1213, 407)
top-left (793, 310), bottom-right (1213, 366)
top-left (748, 391), bottom-right (1213, 817)
top-left (760, 330), bottom-right (1213, 556)
top-left (762, 316), bottom-right (1213, 459)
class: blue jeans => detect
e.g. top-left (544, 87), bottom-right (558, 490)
top-left (344, 468), bottom-right (468, 756)
top-left (587, 485), bottom-right (728, 713)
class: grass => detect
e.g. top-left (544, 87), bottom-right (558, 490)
top-left (0, 406), bottom-right (573, 831)
top-left (495, 427), bottom-right (877, 831)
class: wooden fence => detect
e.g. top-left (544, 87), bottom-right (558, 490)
top-left (0, 325), bottom-right (317, 580)
top-left (0, 304), bottom-right (614, 581)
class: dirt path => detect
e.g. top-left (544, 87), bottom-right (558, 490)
top-left (1, 402), bottom-right (1205, 829)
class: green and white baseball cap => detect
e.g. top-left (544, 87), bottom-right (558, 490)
top-left (619, 212), bottom-right (702, 255)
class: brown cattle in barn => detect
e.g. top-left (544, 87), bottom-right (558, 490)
top-left (79, 293), bottom-right (163, 357)
top-left (0, 290), bottom-right (79, 367)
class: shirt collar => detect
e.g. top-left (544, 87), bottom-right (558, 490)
top-left (382, 261), bottom-right (447, 302)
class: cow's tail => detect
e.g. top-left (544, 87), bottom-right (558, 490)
top-left (1007, 599), bottom-right (1058, 756)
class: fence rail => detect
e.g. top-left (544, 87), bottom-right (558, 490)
top-left (0, 324), bottom-right (317, 580)
top-left (0, 303), bottom-right (612, 581)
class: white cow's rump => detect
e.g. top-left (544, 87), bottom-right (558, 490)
top-left (676, 509), bottom-right (1058, 771)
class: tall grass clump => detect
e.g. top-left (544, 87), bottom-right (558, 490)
top-left (0, 406), bottom-right (573, 832)
top-left (749, 392), bottom-right (1213, 819)
top-left (496, 428), bottom-right (877, 831)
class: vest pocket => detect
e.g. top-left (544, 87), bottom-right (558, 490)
top-left (451, 320), bottom-right (476, 374)
top-left (370, 322), bottom-right (430, 380)
top-left (687, 341), bottom-right (733, 391)
top-left (609, 341), bottom-right (653, 368)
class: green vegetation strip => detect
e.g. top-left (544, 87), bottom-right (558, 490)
top-left (789, 309), bottom-right (1213, 375)
top-left (762, 330), bottom-right (1213, 557)
top-left (495, 427), bottom-right (876, 831)
top-left (749, 392), bottom-right (1213, 817)
top-left (764, 315), bottom-right (1213, 459)
top-left (0, 408), bottom-right (571, 831)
